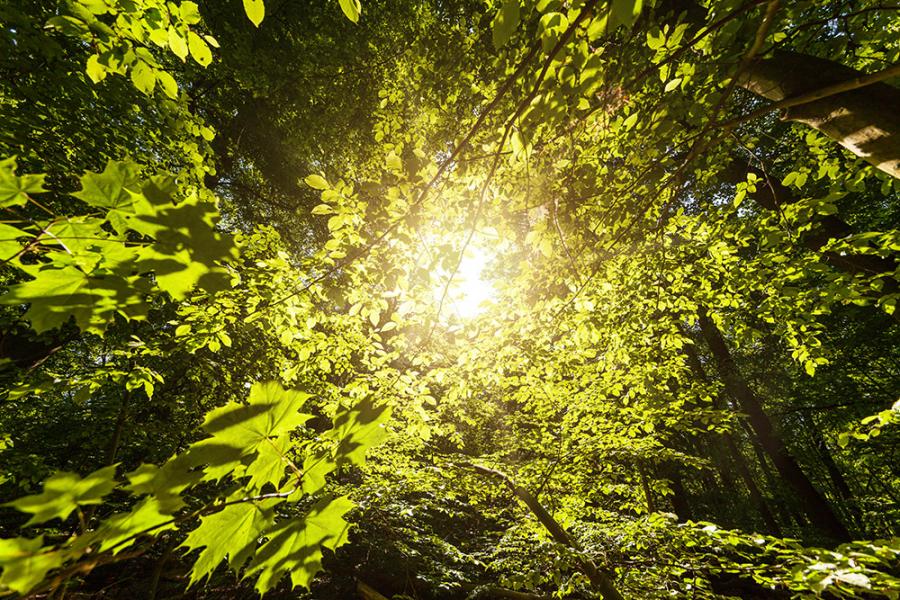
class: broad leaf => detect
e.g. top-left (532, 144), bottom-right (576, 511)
top-left (71, 160), bottom-right (141, 211)
top-left (0, 537), bottom-right (63, 595)
top-left (5, 465), bottom-right (118, 526)
top-left (243, 0), bottom-right (265, 27)
top-left (491, 0), bottom-right (520, 49)
top-left (338, 0), bottom-right (361, 23)
top-left (245, 495), bottom-right (354, 593)
top-left (0, 157), bottom-right (46, 208)
top-left (181, 499), bottom-right (278, 584)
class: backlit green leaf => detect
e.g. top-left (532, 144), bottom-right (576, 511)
top-left (5, 465), bottom-right (118, 526)
top-left (243, 0), bottom-right (265, 27)
top-left (0, 157), bottom-right (46, 208)
top-left (491, 0), bottom-right (520, 49)
top-left (338, 0), bottom-right (361, 23)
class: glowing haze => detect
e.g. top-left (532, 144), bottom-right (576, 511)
top-left (435, 242), bottom-right (497, 320)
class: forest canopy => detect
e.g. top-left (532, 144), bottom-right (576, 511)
top-left (1, 0), bottom-right (899, 598)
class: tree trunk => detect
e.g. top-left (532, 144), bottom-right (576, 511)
top-left (682, 343), bottom-right (781, 535)
top-left (738, 50), bottom-right (900, 178)
top-left (723, 434), bottom-right (782, 536)
top-left (468, 463), bottom-right (625, 600)
top-left (667, 467), bottom-right (693, 522)
top-left (697, 310), bottom-right (851, 542)
top-left (805, 415), bottom-right (861, 534)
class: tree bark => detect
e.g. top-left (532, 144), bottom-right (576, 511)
top-left (738, 50), bottom-right (900, 178)
top-left (697, 310), bottom-right (851, 542)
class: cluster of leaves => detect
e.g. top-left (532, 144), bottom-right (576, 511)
top-left (0, 381), bottom-right (389, 595)
top-left (1, 157), bottom-right (235, 333)
top-left (2, 0), bottom-right (900, 598)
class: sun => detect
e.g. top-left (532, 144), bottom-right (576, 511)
top-left (434, 240), bottom-right (497, 320)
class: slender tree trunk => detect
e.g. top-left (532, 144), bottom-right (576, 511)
top-left (468, 463), bottom-right (625, 600)
top-left (740, 421), bottom-right (803, 528)
top-left (638, 463), bottom-right (657, 514)
top-left (106, 389), bottom-right (132, 465)
top-left (667, 467), bottom-right (693, 522)
top-left (723, 434), bottom-right (782, 536)
top-left (682, 343), bottom-right (781, 535)
top-left (697, 310), bottom-right (851, 542)
top-left (805, 415), bottom-right (861, 534)
top-left (738, 50), bottom-right (900, 178)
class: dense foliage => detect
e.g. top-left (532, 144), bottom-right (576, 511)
top-left (1, 0), bottom-right (899, 598)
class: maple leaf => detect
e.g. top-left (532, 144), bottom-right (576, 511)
top-left (0, 156), bottom-right (46, 208)
top-left (0, 536), bottom-right (63, 595)
top-left (180, 499), bottom-right (278, 585)
top-left (192, 381), bottom-right (312, 489)
top-left (5, 465), bottom-right (118, 526)
top-left (245, 495), bottom-right (354, 593)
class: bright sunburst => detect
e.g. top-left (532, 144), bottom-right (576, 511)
top-left (434, 239), bottom-right (497, 320)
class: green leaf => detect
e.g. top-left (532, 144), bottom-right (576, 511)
top-left (0, 537), bottom-right (64, 595)
top-left (337, 0), bottom-right (361, 23)
top-left (326, 400), bottom-right (391, 468)
top-left (304, 174), bottom-right (329, 190)
top-left (646, 28), bottom-right (664, 50)
top-left (623, 112), bottom-right (638, 130)
top-left (246, 495), bottom-right (354, 593)
top-left (168, 27), bottom-right (189, 61)
top-left (85, 54), bottom-right (107, 83)
top-left (71, 160), bottom-right (141, 210)
top-left (0, 223), bottom-right (28, 262)
top-left (181, 500), bottom-right (278, 584)
top-left (0, 157), bottom-right (46, 208)
top-left (157, 71), bottom-right (178, 99)
top-left (192, 381), bottom-right (312, 487)
top-left (664, 77), bottom-right (682, 92)
top-left (125, 189), bottom-right (238, 300)
top-left (609, 0), bottom-right (644, 30)
top-left (187, 31), bottom-right (212, 67)
top-left (125, 455), bottom-right (203, 512)
top-left (538, 12), bottom-right (567, 53)
top-left (179, 1), bottom-right (202, 24)
top-left (243, 0), bottom-right (265, 27)
top-left (5, 465), bottom-right (118, 526)
top-left (0, 263), bottom-right (151, 333)
top-left (96, 497), bottom-right (177, 554)
top-left (386, 152), bottom-right (402, 171)
top-left (130, 60), bottom-right (156, 95)
top-left (491, 0), bottom-right (520, 49)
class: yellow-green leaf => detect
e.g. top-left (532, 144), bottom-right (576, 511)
top-left (243, 0), bottom-right (265, 27)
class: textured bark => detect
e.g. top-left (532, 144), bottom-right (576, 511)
top-left (739, 50), bottom-right (900, 178)
top-left (697, 310), bottom-right (851, 542)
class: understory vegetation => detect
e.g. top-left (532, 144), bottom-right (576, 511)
top-left (1, 0), bottom-right (899, 598)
